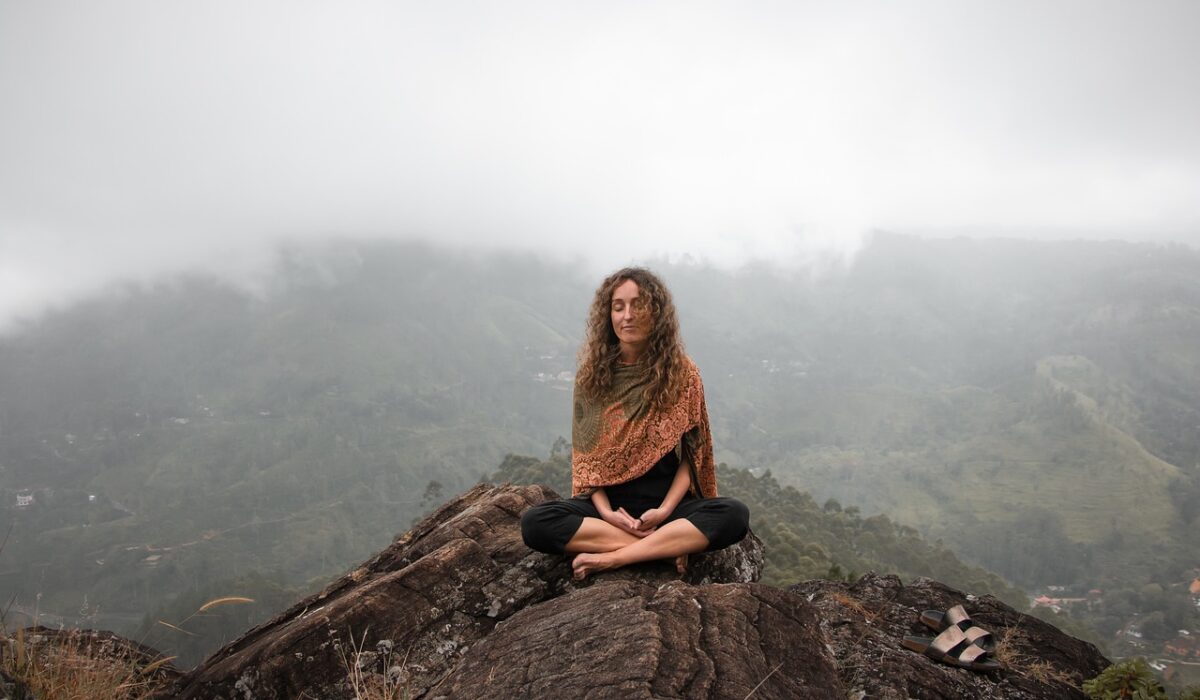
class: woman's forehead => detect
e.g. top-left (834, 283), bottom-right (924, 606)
top-left (610, 279), bottom-right (641, 301)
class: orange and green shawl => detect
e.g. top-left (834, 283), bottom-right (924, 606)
top-left (571, 356), bottom-right (717, 499)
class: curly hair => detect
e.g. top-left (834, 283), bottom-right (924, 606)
top-left (575, 267), bottom-right (689, 412)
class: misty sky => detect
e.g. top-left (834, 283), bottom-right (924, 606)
top-left (2, 1), bottom-right (1199, 329)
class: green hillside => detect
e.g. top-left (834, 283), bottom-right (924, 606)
top-left (777, 358), bottom-right (1182, 548)
top-left (0, 243), bottom-right (582, 618)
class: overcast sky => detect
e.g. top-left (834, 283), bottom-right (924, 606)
top-left (2, 1), bottom-right (1199, 329)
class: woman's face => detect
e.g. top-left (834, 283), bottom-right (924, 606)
top-left (610, 279), bottom-right (653, 348)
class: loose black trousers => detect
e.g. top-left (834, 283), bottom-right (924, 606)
top-left (520, 451), bottom-right (750, 555)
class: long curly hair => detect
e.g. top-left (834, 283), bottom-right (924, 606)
top-left (575, 267), bottom-right (689, 412)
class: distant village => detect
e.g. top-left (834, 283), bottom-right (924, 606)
top-left (1032, 572), bottom-right (1200, 685)
top-left (524, 347), bottom-right (572, 387)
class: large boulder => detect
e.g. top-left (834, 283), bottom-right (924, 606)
top-left (170, 483), bottom-right (764, 699)
top-left (173, 484), bottom-right (566, 699)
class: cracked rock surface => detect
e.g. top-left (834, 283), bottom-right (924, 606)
top-left (172, 484), bottom-right (572, 699)
top-left (168, 483), bottom-right (764, 699)
top-left (792, 574), bottom-right (1109, 700)
top-left (431, 579), bottom-right (841, 699)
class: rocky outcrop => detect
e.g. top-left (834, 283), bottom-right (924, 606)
top-left (793, 574), bottom-right (1109, 700)
top-left (11, 483), bottom-right (1109, 698)
top-left (170, 484), bottom-right (765, 699)
top-left (171, 484), bottom-right (566, 699)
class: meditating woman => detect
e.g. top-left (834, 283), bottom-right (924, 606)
top-left (521, 267), bottom-right (750, 580)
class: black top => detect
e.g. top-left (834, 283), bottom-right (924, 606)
top-left (603, 449), bottom-right (687, 511)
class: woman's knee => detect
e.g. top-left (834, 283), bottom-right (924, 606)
top-left (724, 497), bottom-right (750, 532)
top-left (708, 497), bottom-right (750, 549)
top-left (520, 504), bottom-right (549, 549)
top-left (520, 502), bottom-right (569, 554)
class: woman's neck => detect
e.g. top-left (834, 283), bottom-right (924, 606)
top-left (618, 342), bottom-right (646, 365)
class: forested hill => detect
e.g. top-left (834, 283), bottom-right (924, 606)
top-left (0, 242), bottom-right (586, 624)
top-left (1, 234), bottom-right (1198, 664)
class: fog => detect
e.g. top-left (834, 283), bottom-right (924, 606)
top-left (2, 0), bottom-right (1199, 329)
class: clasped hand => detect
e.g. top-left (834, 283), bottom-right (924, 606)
top-left (603, 506), bottom-right (670, 537)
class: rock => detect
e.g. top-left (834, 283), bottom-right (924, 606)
top-left (123, 483), bottom-right (1107, 698)
top-left (170, 483), bottom-right (764, 699)
top-left (431, 579), bottom-right (842, 699)
top-left (0, 668), bottom-right (34, 700)
top-left (791, 573), bottom-right (1110, 700)
top-left (173, 484), bottom-right (570, 699)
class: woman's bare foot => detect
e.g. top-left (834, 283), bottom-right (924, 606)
top-left (675, 554), bottom-right (688, 575)
top-left (572, 552), bottom-right (620, 580)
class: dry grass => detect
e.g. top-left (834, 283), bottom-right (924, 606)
top-left (992, 626), bottom-right (1074, 686)
top-left (152, 595), bottom-right (255, 640)
top-left (991, 626), bottom-right (1025, 667)
top-left (828, 592), bottom-right (878, 622)
top-left (0, 594), bottom-right (255, 699)
top-left (1, 627), bottom-right (174, 700)
top-left (337, 627), bottom-right (412, 700)
top-left (1022, 658), bottom-right (1074, 686)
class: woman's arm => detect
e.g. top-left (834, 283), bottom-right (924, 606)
top-left (590, 487), bottom-right (649, 537)
top-left (635, 456), bottom-right (692, 531)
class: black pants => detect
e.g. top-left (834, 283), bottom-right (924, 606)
top-left (521, 495), bottom-right (750, 555)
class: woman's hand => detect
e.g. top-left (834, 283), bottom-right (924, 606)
top-left (634, 506), bottom-right (670, 532)
top-left (601, 507), bottom-right (651, 538)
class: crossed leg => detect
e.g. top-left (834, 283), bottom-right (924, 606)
top-left (569, 518), bottom-right (709, 580)
top-left (563, 517), bottom-right (641, 553)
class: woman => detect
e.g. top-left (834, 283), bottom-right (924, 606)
top-left (521, 267), bottom-right (750, 580)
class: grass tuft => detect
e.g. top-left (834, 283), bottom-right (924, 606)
top-left (1, 628), bottom-right (174, 700)
top-left (992, 626), bottom-right (1073, 686)
top-left (827, 592), bottom-right (877, 622)
top-left (337, 627), bottom-right (412, 700)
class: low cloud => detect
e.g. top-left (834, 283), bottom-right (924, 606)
top-left (2, 1), bottom-right (1198, 329)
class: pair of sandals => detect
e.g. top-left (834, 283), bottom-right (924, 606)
top-left (901, 604), bottom-right (1002, 672)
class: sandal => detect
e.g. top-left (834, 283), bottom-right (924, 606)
top-left (919, 604), bottom-right (995, 650)
top-left (902, 624), bottom-right (1002, 672)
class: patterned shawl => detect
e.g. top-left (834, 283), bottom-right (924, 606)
top-left (571, 356), bottom-right (717, 499)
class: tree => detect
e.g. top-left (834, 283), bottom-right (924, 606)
top-left (420, 480), bottom-right (444, 508)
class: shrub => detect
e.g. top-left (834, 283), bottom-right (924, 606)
top-left (1082, 659), bottom-right (1166, 700)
